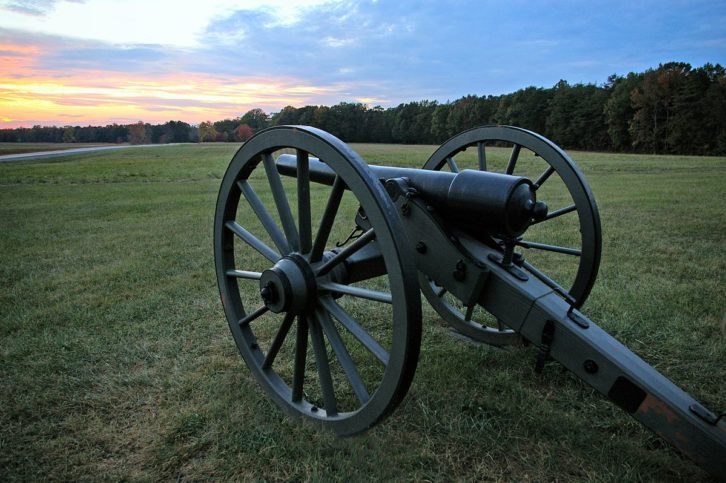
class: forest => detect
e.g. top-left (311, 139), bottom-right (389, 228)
top-left (2, 62), bottom-right (724, 155)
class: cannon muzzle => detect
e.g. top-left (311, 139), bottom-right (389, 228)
top-left (275, 154), bottom-right (547, 238)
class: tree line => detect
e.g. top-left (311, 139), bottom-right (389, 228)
top-left (2, 62), bottom-right (724, 155)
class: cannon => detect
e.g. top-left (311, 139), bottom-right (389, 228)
top-left (214, 125), bottom-right (725, 478)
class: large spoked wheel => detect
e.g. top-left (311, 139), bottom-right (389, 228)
top-left (421, 125), bottom-right (601, 345)
top-left (214, 126), bottom-right (421, 435)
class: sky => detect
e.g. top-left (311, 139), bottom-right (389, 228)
top-left (0, 0), bottom-right (725, 128)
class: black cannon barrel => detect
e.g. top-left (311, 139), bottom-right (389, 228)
top-left (275, 154), bottom-right (547, 237)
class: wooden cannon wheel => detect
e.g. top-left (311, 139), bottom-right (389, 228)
top-left (214, 126), bottom-right (421, 435)
top-left (421, 125), bottom-right (602, 345)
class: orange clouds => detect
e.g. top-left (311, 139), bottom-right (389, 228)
top-left (0, 68), bottom-right (350, 128)
top-left (0, 42), bottom-right (41, 76)
top-left (0, 39), bottom-right (358, 128)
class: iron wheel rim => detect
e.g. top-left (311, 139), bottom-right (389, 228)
top-left (421, 125), bottom-right (601, 344)
top-left (214, 125), bottom-right (421, 435)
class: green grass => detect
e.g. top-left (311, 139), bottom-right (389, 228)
top-left (1, 142), bottom-right (724, 481)
top-left (0, 143), bottom-right (112, 156)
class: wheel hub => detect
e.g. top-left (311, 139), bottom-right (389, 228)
top-left (259, 254), bottom-right (317, 315)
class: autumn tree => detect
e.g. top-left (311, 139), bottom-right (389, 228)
top-left (198, 121), bottom-right (218, 142)
top-left (213, 118), bottom-right (239, 140)
top-left (234, 124), bottom-right (254, 141)
top-left (128, 121), bottom-right (150, 144)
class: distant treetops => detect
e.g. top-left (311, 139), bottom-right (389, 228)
top-left (1, 62), bottom-right (723, 155)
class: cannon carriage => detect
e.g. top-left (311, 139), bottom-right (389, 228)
top-left (214, 125), bottom-right (725, 478)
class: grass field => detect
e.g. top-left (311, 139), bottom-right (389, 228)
top-left (0, 143), bottom-right (112, 156)
top-left (1, 142), bottom-right (724, 481)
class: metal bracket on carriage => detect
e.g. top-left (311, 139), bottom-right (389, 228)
top-left (335, 225), bottom-right (364, 247)
top-left (335, 206), bottom-right (370, 248)
top-left (385, 176), bottom-right (490, 308)
top-left (486, 242), bottom-right (529, 282)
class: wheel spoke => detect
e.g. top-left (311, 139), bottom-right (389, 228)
top-left (320, 296), bottom-right (389, 365)
top-left (318, 281), bottom-right (393, 304)
top-left (517, 239), bottom-right (581, 256)
top-left (505, 144), bottom-right (521, 175)
top-left (311, 176), bottom-right (345, 262)
top-left (238, 180), bottom-right (289, 254)
top-left (262, 152), bottom-right (300, 251)
top-left (316, 308), bottom-right (369, 405)
top-left (292, 315), bottom-right (308, 401)
top-left (464, 303), bottom-right (475, 322)
top-left (533, 203), bottom-right (577, 224)
top-left (262, 312), bottom-right (295, 370)
top-left (296, 150), bottom-right (312, 254)
top-left (308, 314), bottom-right (338, 415)
top-left (477, 142), bottom-right (487, 171)
top-left (238, 305), bottom-right (269, 328)
top-left (446, 156), bottom-right (460, 173)
top-left (225, 269), bottom-right (262, 280)
top-left (533, 166), bottom-right (555, 190)
top-left (315, 228), bottom-right (375, 277)
top-left (225, 221), bottom-right (280, 262)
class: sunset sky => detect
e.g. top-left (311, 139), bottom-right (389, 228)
top-left (1, 0), bottom-right (725, 128)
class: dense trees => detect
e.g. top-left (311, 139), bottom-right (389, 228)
top-left (240, 108), bottom-right (269, 131)
top-left (630, 63), bottom-right (726, 154)
top-left (1, 62), bottom-right (724, 154)
top-left (255, 62), bottom-right (725, 154)
top-left (546, 81), bottom-right (609, 151)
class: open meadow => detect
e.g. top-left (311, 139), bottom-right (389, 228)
top-left (0, 143), bottom-right (111, 156)
top-left (1, 142), bottom-right (725, 481)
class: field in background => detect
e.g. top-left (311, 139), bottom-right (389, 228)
top-left (0, 143), bottom-right (115, 156)
top-left (1, 143), bottom-right (724, 481)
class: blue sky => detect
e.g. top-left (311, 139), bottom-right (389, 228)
top-left (1, 0), bottom-right (724, 127)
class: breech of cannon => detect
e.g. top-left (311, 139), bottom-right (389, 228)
top-left (275, 154), bottom-right (548, 238)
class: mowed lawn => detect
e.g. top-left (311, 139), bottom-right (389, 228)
top-left (1, 142), bottom-right (724, 481)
